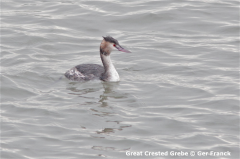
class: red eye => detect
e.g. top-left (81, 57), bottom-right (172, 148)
top-left (113, 44), bottom-right (116, 47)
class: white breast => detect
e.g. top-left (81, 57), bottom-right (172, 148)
top-left (108, 66), bottom-right (120, 81)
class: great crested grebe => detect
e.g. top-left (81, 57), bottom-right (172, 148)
top-left (65, 36), bottom-right (131, 82)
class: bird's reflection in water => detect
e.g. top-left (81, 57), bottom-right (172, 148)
top-left (75, 82), bottom-right (121, 119)
top-left (99, 82), bottom-right (120, 107)
top-left (66, 81), bottom-right (132, 156)
top-left (66, 81), bottom-right (102, 98)
top-left (97, 128), bottom-right (115, 134)
top-left (66, 81), bottom-right (131, 132)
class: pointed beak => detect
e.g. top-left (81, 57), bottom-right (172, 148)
top-left (115, 45), bottom-right (131, 53)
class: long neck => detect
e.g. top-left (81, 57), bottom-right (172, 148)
top-left (100, 49), bottom-right (119, 81)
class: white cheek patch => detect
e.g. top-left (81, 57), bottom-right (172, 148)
top-left (110, 44), bottom-right (115, 50)
top-left (106, 43), bottom-right (115, 52)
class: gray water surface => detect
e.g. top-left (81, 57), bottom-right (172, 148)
top-left (1, 0), bottom-right (239, 159)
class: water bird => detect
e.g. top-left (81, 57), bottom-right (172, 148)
top-left (65, 36), bottom-right (131, 82)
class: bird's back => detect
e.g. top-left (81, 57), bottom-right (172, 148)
top-left (65, 64), bottom-right (104, 81)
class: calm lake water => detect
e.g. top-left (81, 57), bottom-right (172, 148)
top-left (1, 0), bottom-right (239, 159)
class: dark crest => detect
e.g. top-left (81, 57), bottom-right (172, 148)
top-left (103, 36), bottom-right (119, 45)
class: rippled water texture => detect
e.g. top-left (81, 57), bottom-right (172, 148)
top-left (1, 0), bottom-right (239, 159)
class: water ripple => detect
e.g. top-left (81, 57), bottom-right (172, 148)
top-left (1, 0), bottom-right (239, 158)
